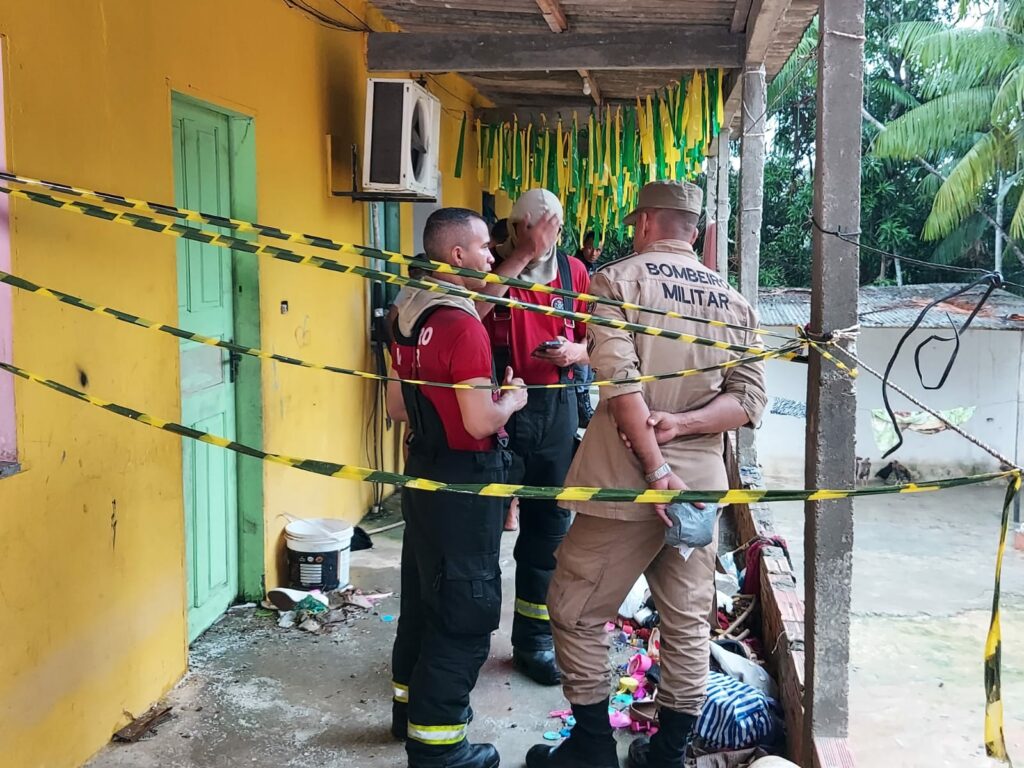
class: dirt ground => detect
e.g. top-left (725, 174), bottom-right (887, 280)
top-left (85, 478), bottom-right (1024, 767)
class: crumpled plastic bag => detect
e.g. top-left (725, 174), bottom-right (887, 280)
top-left (665, 502), bottom-right (718, 549)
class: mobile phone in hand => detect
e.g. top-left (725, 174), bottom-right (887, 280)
top-left (532, 339), bottom-right (565, 356)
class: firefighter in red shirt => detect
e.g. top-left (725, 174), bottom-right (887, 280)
top-left (481, 190), bottom-right (591, 685)
top-left (387, 208), bottom-right (529, 768)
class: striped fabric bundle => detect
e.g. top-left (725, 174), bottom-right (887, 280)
top-left (695, 672), bottom-right (779, 751)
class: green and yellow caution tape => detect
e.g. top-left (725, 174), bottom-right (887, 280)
top-left (0, 184), bottom-right (797, 362)
top-left (0, 357), bottom-right (1013, 504)
top-left (0, 170), bottom-right (792, 341)
top-left (985, 473), bottom-right (1022, 763)
top-left (0, 268), bottom-right (807, 391)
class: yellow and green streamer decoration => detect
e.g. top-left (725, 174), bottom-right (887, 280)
top-left (466, 69), bottom-right (725, 241)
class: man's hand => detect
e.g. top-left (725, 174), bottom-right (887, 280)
top-left (647, 471), bottom-right (689, 527)
top-left (532, 336), bottom-right (585, 368)
top-left (620, 412), bottom-right (683, 449)
top-left (499, 366), bottom-right (529, 412)
top-left (647, 471), bottom-right (705, 526)
top-left (511, 212), bottom-right (561, 263)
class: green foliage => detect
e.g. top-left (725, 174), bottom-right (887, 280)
top-left (759, 0), bottom-right (1024, 291)
top-left (873, 0), bottom-right (1024, 250)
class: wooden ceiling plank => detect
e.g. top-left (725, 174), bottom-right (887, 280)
top-left (367, 27), bottom-right (745, 72)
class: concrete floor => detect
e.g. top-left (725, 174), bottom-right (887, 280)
top-left (85, 478), bottom-right (1024, 767)
top-left (85, 525), bottom-right (634, 768)
top-left (767, 472), bottom-right (1024, 768)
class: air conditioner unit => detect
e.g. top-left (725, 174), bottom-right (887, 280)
top-left (362, 78), bottom-right (441, 198)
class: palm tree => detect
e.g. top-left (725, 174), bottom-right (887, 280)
top-left (871, 0), bottom-right (1024, 272)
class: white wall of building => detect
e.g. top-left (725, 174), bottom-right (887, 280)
top-left (758, 327), bottom-right (1024, 479)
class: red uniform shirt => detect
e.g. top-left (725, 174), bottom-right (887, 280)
top-left (391, 307), bottom-right (495, 452)
top-left (483, 256), bottom-right (590, 385)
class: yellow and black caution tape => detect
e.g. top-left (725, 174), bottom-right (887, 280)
top-left (0, 170), bottom-right (793, 341)
top-left (0, 184), bottom-right (797, 362)
top-left (802, 337), bottom-right (859, 380)
top-left (4, 175), bottom-right (1017, 761)
top-left (0, 268), bottom-right (807, 391)
top-left (985, 473), bottom-right (1022, 763)
top-left (0, 357), bottom-right (1014, 504)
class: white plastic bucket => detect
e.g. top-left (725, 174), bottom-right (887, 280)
top-left (284, 518), bottom-right (353, 590)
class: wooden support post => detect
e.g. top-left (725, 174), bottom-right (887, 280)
top-left (705, 153), bottom-right (720, 273)
top-left (803, 0), bottom-right (864, 761)
top-left (738, 64), bottom-right (766, 472)
top-left (715, 132), bottom-right (731, 281)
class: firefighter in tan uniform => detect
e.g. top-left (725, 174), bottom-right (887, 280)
top-left (526, 181), bottom-right (767, 768)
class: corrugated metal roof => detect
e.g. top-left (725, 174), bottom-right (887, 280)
top-left (759, 284), bottom-right (1024, 331)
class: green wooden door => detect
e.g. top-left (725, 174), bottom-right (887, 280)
top-left (173, 98), bottom-right (239, 642)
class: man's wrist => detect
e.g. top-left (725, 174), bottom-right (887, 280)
top-left (644, 462), bottom-right (671, 484)
top-left (672, 413), bottom-right (690, 436)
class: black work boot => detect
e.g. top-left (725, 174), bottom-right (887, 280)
top-left (513, 647), bottom-right (562, 686)
top-left (526, 701), bottom-right (619, 768)
top-left (627, 707), bottom-right (697, 768)
top-left (393, 701), bottom-right (408, 740)
top-left (408, 740), bottom-right (499, 768)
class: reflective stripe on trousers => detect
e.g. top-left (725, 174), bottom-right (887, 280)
top-left (407, 721), bottom-right (467, 746)
top-left (393, 681), bottom-right (409, 703)
top-left (515, 597), bottom-right (550, 622)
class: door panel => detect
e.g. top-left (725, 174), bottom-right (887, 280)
top-left (173, 97), bottom-right (239, 643)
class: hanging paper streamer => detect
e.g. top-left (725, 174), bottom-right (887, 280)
top-left (471, 69), bottom-right (724, 242)
top-left (454, 111), bottom-right (467, 179)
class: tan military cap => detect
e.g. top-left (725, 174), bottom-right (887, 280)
top-left (623, 179), bottom-right (703, 225)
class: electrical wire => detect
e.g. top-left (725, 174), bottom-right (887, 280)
top-left (425, 74), bottom-right (477, 110)
top-left (281, 0), bottom-right (366, 31)
top-left (326, 0), bottom-right (373, 31)
top-left (809, 216), bottom-right (1001, 278)
top-left (808, 216), bottom-right (1006, 458)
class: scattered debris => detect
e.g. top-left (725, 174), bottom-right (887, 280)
top-left (256, 585), bottom-right (396, 636)
top-left (267, 587), bottom-right (329, 612)
top-left (113, 705), bottom-right (173, 743)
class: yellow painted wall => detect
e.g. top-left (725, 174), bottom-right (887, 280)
top-left (0, 1), bottom-right (486, 765)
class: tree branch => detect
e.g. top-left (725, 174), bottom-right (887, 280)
top-left (863, 106), bottom-right (1024, 268)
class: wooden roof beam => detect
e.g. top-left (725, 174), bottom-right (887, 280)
top-left (367, 28), bottom-right (745, 73)
top-left (531, 0), bottom-right (602, 106)
top-left (578, 68), bottom-right (602, 106)
top-left (534, 0), bottom-right (568, 32)
top-left (732, 0), bottom-right (755, 32)
top-left (722, 0), bottom-right (798, 131)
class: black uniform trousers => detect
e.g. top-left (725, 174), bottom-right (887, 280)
top-left (391, 446), bottom-right (507, 756)
top-left (506, 387), bottom-right (578, 651)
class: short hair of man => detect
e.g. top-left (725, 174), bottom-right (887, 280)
top-left (582, 230), bottom-right (595, 245)
top-left (423, 208), bottom-right (485, 262)
top-left (646, 207), bottom-right (699, 238)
